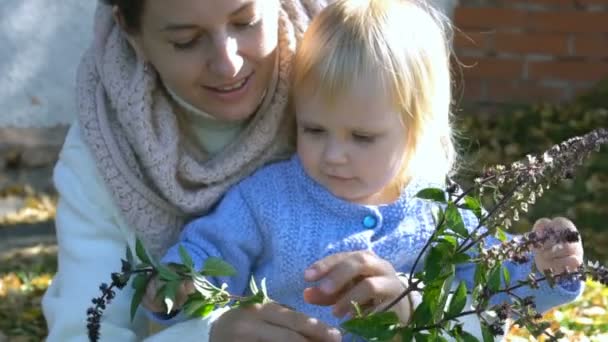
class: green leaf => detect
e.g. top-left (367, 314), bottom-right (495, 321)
top-left (424, 246), bottom-right (444, 282)
top-left (341, 312), bottom-right (399, 341)
top-left (446, 281), bottom-right (468, 318)
top-left (445, 203), bottom-right (468, 237)
top-left (183, 298), bottom-right (207, 317)
top-left (474, 264), bottom-right (486, 285)
top-left (131, 273), bottom-right (149, 291)
top-left (130, 287), bottom-right (145, 321)
top-left (453, 253), bottom-right (471, 264)
top-left (249, 275), bottom-right (259, 295)
top-left (414, 333), bottom-right (431, 342)
top-left (126, 245), bottom-right (135, 267)
top-left (488, 266), bottom-right (502, 292)
top-left (192, 276), bottom-right (215, 297)
top-left (259, 278), bottom-right (271, 303)
top-left (503, 267), bottom-right (511, 287)
top-left (412, 299), bottom-right (433, 326)
top-left (481, 323), bottom-right (495, 342)
top-left (495, 228), bottom-right (508, 242)
top-left (400, 328), bottom-right (414, 342)
top-left (439, 236), bottom-right (458, 247)
top-left (135, 238), bottom-right (152, 265)
top-left (460, 331), bottom-right (480, 342)
top-left (202, 257), bottom-right (237, 277)
top-left (178, 245), bottom-right (194, 270)
top-left (157, 264), bottom-right (180, 281)
top-left (458, 196), bottom-right (482, 219)
top-left (416, 188), bottom-right (447, 203)
top-left (192, 303), bottom-right (215, 317)
top-left (163, 280), bottom-right (180, 314)
top-left (433, 274), bottom-right (454, 323)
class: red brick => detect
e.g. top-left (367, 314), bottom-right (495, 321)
top-left (456, 79), bottom-right (486, 101)
top-left (527, 12), bottom-right (608, 33)
top-left (459, 57), bottom-right (524, 79)
top-left (454, 30), bottom-right (493, 51)
top-left (494, 32), bottom-right (569, 55)
top-left (503, 0), bottom-right (575, 8)
top-left (528, 61), bottom-right (608, 81)
top-left (486, 80), bottom-right (567, 103)
top-left (454, 7), bottom-right (527, 29)
top-left (573, 35), bottom-right (608, 57)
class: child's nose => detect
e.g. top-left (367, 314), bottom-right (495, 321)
top-left (322, 140), bottom-right (348, 164)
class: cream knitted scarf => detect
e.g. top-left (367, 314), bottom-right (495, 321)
top-left (77, 1), bottom-right (325, 257)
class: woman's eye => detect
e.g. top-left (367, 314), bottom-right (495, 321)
top-left (234, 18), bottom-right (260, 30)
top-left (353, 133), bottom-right (376, 143)
top-left (172, 38), bottom-right (198, 51)
top-left (303, 127), bottom-right (324, 135)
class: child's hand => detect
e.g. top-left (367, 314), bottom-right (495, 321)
top-left (532, 217), bottom-right (584, 275)
top-left (141, 275), bottom-right (194, 314)
top-left (303, 251), bottom-right (412, 323)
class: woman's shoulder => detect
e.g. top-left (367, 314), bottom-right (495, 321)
top-left (54, 122), bottom-right (116, 212)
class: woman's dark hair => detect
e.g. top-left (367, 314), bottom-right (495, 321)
top-left (102, 0), bottom-right (145, 32)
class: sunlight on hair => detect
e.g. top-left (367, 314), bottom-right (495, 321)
top-left (293, 0), bottom-right (456, 186)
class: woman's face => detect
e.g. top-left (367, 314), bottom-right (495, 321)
top-left (130, 0), bottom-right (279, 121)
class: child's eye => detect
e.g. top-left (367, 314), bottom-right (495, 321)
top-left (352, 133), bottom-right (376, 143)
top-left (172, 38), bottom-right (198, 51)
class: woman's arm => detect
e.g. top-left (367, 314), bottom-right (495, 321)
top-left (42, 124), bottom-right (221, 342)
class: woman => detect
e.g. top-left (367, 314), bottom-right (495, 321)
top-left (42, 0), bottom-right (342, 341)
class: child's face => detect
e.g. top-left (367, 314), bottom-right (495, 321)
top-left (295, 82), bottom-right (408, 205)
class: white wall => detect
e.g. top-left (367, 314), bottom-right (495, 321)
top-left (0, 0), bottom-right (95, 127)
top-left (0, 0), bottom-right (457, 128)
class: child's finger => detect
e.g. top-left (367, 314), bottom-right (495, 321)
top-left (306, 251), bottom-right (392, 295)
top-left (331, 276), bottom-right (401, 317)
top-left (548, 255), bottom-right (584, 274)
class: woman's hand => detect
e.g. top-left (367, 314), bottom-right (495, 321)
top-left (532, 217), bottom-right (584, 274)
top-left (141, 275), bottom-right (194, 314)
top-left (303, 250), bottom-right (411, 323)
top-left (209, 302), bottom-right (342, 342)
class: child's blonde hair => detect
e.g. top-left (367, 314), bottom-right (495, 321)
top-left (292, 0), bottom-right (455, 188)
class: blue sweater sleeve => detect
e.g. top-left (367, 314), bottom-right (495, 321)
top-left (455, 210), bottom-right (583, 314)
top-left (161, 185), bottom-right (263, 297)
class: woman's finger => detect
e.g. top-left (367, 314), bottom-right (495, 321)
top-left (257, 303), bottom-right (342, 341)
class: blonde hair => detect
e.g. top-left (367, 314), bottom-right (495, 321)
top-left (292, 0), bottom-right (455, 188)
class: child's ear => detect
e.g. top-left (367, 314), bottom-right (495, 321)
top-left (111, 6), bottom-right (147, 61)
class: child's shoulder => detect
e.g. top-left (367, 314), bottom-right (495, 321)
top-left (235, 156), bottom-right (298, 193)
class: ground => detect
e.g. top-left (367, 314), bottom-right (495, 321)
top-left (0, 138), bottom-right (606, 341)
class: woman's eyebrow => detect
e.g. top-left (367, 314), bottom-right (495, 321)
top-left (161, 2), bottom-right (254, 32)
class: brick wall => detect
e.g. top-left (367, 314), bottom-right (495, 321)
top-left (453, 0), bottom-right (608, 105)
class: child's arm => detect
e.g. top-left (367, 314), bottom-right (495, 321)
top-left (457, 211), bottom-right (584, 314)
top-left (142, 186), bottom-right (264, 317)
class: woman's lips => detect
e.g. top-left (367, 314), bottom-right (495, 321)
top-left (203, 73), bottom-right (253, 102)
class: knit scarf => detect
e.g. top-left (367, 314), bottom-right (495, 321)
top-left (77, 1), bottom-right (325, 257)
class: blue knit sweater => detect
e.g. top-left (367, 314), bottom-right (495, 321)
top-left (162, 156), bottom-right (582, 327)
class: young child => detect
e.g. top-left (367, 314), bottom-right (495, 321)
top-left (143, 0), bottom-right (584, 334)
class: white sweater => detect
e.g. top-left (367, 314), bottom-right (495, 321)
top-left (42, 124), bottom-right (232, 341)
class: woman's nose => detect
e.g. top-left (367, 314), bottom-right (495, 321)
top-left (208, 33), bottom-right (243, 78)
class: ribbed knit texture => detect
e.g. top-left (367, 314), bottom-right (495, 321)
top-left (163, 156), bottom-right (582, 328)
top-left (76, 1), bottom-right (327, 257)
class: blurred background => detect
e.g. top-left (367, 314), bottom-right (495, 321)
top-left (0, 0), bottom-right (606, 341)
